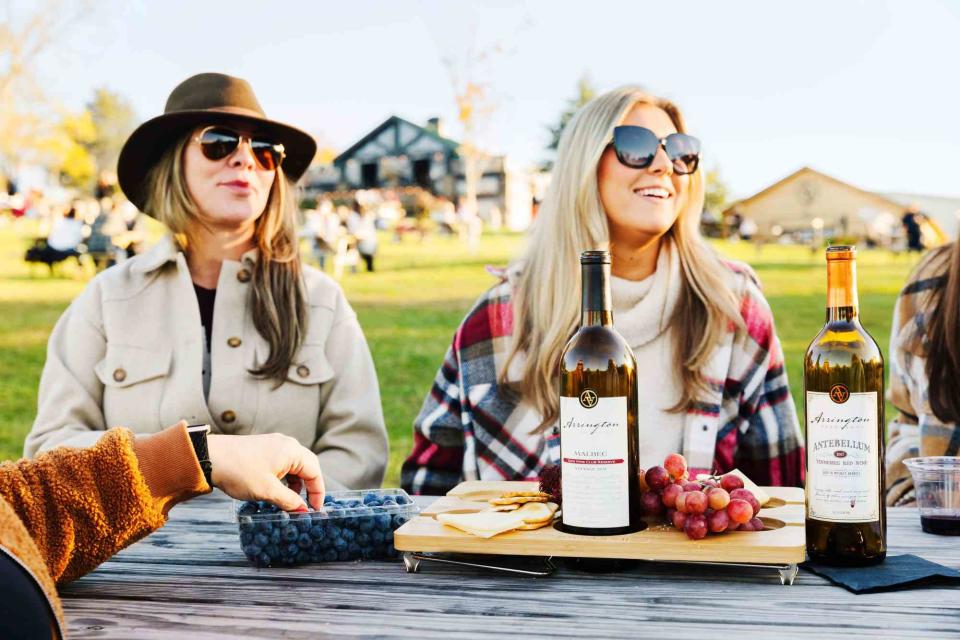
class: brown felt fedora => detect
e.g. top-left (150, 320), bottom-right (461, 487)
top-left (118, 72), bottom-right (317, 212)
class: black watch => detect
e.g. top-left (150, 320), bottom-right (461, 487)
top-left (187, 424), bottom-right (214, 488)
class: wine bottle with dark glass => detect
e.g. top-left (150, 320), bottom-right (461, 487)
top-left (558, 250), bottom-right (642, 536)
top-left (804, 245), bottom-right (886, 565)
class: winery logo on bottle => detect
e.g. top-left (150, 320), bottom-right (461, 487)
top-left (829, 384), bottom-right (850, 404)
top-left (579, 389), bottom-right (598, 409)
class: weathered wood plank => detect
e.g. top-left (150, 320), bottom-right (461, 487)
top-left (58, 492), bottom-right (960, 639)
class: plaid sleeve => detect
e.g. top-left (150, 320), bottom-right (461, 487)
top-left (733, 281), bottom-right (805, 487)
top-left (400, 339), bottom-right (466, 496)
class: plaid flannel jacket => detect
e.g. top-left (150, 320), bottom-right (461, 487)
top-left (401, 263), bottom-right (805, 496)
top-left (886, 246), bottom-right (960, 506)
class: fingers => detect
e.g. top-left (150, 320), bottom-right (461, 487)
top-left (262, 476), bottom-right (308, 512)
top-left (284, 443), bottom-right (325, 510)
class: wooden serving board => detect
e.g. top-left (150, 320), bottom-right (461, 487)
top-left (395, 480), bottom-right (806, 565)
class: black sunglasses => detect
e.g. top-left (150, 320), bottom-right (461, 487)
top-left (194, 126), bottom-right (286, 172)
top-left (611, 126), bottom-right (700, 175)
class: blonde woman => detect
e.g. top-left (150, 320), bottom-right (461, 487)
top-left (25, 73), bottom-right (388, 491)
top-left (402, 86), bottom-right (803, 495)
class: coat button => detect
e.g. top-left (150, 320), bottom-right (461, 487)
top-left (237, 269), bottom-right (251, 283)
top-left (227, 336), bottom-right (242, 348)
top-left (296, 365), bottom-right (310, 378)
top-left (113, 368), bottom-right (127, 382)
top-left (221, 410), bottom-right (237, 423)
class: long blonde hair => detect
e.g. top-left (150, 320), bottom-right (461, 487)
top-left (142, 131), bottom-right (307, 384)
top-left (501, 86), bottom-right (743, 429)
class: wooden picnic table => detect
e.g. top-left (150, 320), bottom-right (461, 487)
top-left (60, 492), bottom-right (960, 639)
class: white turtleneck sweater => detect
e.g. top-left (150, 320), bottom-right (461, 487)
top-left (609, 240), bottom-right (685, 469)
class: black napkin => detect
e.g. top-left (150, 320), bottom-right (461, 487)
top-left (803, 554), bottom-right (960, 593)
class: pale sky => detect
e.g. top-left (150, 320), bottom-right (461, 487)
top-left (22, 0), bottom-right (960, 199)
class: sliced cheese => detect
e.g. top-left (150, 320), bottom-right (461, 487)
top-left (696, 469), bottom-right (771, 505)
top-left (437, 511), bottom-right (526, 538)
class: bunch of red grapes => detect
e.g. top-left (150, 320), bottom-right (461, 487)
top-left (640, 453), bottom-right (765, 540)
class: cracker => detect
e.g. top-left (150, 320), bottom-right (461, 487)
top-left (516, 520), bottom-right (553, 531)
top-left (488, 504), bottom-right (520, 512)
top-left (489, 496), bottom-right (549, 506)
top-left (501, 490), bottom-right (552, 499)
top-left (515, 501), bottom-right (559, 524)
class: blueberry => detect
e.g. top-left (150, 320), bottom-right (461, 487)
top-left (254, 532), bottom-right (270, 548)
top-left (256, 519), bottom-right (274, 534)
top-left (338, 549), bottom-right (351, 561)
top-left (239, 517), bottom-right (256, 534)
top-left (323, 548), bottom-right (338, 562)
top-left (243, 543), bottom-right (263, 558)
top-left (277, 511), bottom-right (291, 524)
top-left (348, 542), bottom-right (361, 558)
top-left (375, 514), bottom-right (391, 530)
top-left (239, 501), bottom-right (259, 516)
top-left (282, 524), bottom-right (299, 543)
top-left (391, 515), bottom-right (410, 529)
top-left (360, 547), bottom-right (375, 560)
top-left (323, 494), bottom-right (335, 504)
top-left (240, 531), bottom-right (254, 546)
top-left (363, 493), bottom-right (381, 505)
top-left (327, 525), bottom-right (342, 539)
top-left (395, 495), bottom-right (410, 506)
top-left (381, 497), bottom-right (397, 507)
top-left (295, 550), bottom-right (310, 563)
top-left (270, 528), bottom-right (282, 545)
top-left (384, 545), bottom-right (398, 559)
top-left (333, 537), bottom-right (347, 550)
top-left (265, 543), bottom-right (280, 558)
top-left (347, 500), bottom-right (362, 508)
top-left (384, 529), bottom-right (394, 543)
top-left (341, 528), bottom-right (355, 542)
top-left (293, 513), bottom-right (312, 533)
top-left (309, 525), bottom-right (325, 540)
top-left (297, 533), bottom-right (312, 549)
top-left (356, 532), bottom-right (370, 546)
top-left (259, 502), bottom-right (280, 514)
top-left (310, 553), bottom-right (324, 563)
top-left (326, 508), bottom-right (344, 518)
top-left (256, 552), bottom-right (272, 567)
top-left (283, 543), bottom-right (299, 557)
top-left (371, 530), bottom-right (384, 545)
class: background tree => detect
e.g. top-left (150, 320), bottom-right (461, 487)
top-left (86, 87), bottom-right (137, 177)
top-left (0, 1), bottom-right (91, 176)
top-left (703, 165), bottom-right (731, 214)
top-left (543, 74), bottom-right (596, 169)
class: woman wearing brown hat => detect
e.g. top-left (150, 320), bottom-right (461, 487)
top-left (24, 73), bottom-right (388, 492)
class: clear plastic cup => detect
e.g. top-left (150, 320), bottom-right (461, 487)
top-left (903, 457), bottom-right (960, 535)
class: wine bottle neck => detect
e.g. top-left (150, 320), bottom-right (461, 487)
top-left (825, 258), bottom-right (859, 322)
top-left (581, 262), bottom-right (613, 327)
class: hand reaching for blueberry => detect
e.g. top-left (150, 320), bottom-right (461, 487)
top-left (207, 432), bottom-right (325, 511)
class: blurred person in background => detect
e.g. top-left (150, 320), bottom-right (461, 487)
top-left (347, 201), bottom-right (378, 272)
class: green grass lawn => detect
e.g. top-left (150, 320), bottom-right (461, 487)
top-left (0, 219), bottom-right (921, 486)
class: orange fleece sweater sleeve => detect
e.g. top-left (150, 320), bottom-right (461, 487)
top-left (0, 424), bottom-right (209, 585)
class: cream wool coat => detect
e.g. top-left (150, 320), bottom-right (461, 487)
top-left (24, 236), bottom-right (388, 491)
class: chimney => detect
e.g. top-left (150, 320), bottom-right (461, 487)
top-left (426, 116), bottom-right (443, 137)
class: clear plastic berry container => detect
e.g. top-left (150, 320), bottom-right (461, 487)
top-left (234, 488), bottom-right (419, 566)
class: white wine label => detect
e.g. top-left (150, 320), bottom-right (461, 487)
top-left (806, 389), bottom-right (880, 523)
top-left (559, 394), bottom-right (629, 529)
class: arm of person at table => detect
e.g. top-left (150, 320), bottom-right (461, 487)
top-left (733, 280), bottom-right (805, 487)
top-left (311, 291), bottom-right (389, 491)
top-left (886, 294), bottom-right (921, 506)
top-left (400, 339), bottom-right (466, 496)
top-left (24, 285), bottom-right (109, 457)
top-left (0, 422), bottom-right (324, 586)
